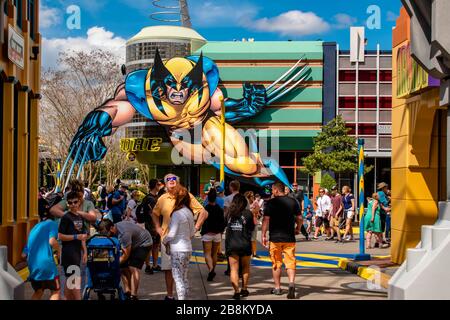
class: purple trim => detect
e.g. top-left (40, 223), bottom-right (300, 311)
top-left (428, 75), bottom-right (440, 87)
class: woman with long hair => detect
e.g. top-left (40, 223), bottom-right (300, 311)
top-left (201, 188), bottom-right (226, 281)
top-left (162, 185), bottom-right (196, 300)
top-left (225, 193), bottom-right (257, 300)
top-left (244, 191), bottom-right (260, 257)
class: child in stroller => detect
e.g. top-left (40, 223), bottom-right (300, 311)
top-left (82, 233), bottom-right (126, 300)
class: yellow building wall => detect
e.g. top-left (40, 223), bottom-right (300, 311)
top-left (0, 0), bottom-right (41, 266)
top-left (391, 8), bottom-right (447, 264)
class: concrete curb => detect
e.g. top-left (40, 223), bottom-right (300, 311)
top-left (338, 258), bottom-right (392, 289)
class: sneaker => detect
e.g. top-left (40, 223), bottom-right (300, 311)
top-left (164, 296), bottom-right (176, 301)
top-left (312, 236), bottom-right (319, 240)
top-left (153, 265), bottom-right (162, 272)
top-left (130, 295), bottom-right (139, 301)
top-left (271, 288), bottom-right (283, 295)
top-left (287, 286), bottom-right (296, 299)
top-left (207, 271), bottom-right (216, 282)
top-left (145, 265), bottom-right (153, 274)
top-left (240, 289), bottom-right (249, 297)
top-left (232, 292), bottom-right (240, 300)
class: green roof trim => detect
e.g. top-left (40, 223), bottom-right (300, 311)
top-left (237, 108), bottom-right (322, 123)
top-left (195, 41), bottom-right (323, 60)
top-left (217, 66), bottom-right (323, 82)
top-left (222, 87), bottom-right (322, 102)
top-left (250, 129), bottom-right (320, 151)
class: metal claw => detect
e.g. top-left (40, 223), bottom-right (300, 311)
top-left (267, 74), bottom-right (309, 105)
top-left (266, 56), bottom-right (305, 91)
top-left (76, 142), bottom-right (91, 180)
top-left (267, 65), bottom-right (307, 99)
top-left (64, 142), bottom-right (85, 192)
top-left (56, 147), bottom-right (76, 192)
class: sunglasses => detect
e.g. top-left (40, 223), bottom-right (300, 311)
top-left (67, 200), bottom-right (79, 205)
top-left (166, 176), bottom-right (177, 182)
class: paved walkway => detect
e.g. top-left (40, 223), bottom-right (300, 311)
top-left (23, 229), bottom-right (390, 300)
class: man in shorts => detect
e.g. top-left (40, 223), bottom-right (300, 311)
top-left (58, 191), bottom-right (88, 300)
top-left (152, 173), bottom-right (208, 300)
top-left (100, 219), bottom-right (153, 300)
top-left (328, 186), bottom-right (343, 243)
top-left (23, 198), bottom-right (61, 300)
top-left (262, 182), bottom-right (303, 299)
top-left (313, 188), bottom-right (332, 240)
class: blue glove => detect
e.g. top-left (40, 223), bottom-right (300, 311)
top-left (68, 110), bottom-right (113, 163)
top-left (224, 83), bottom-right (267, 123)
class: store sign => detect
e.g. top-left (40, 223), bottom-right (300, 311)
top-left (8, 25), bottom-right (24, 69)
top-left (378, 124), bottom-right (391, 134)
top-left (120, 137), bottom-right (163, 153)
top-left (396, 42), bottom-right (439, 98)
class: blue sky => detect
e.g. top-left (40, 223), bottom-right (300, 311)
top-left (41, 0), bottom-right (402, 67)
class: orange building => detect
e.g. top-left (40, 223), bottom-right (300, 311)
top-left (0, 0), bottom-right (41, 266)
top-left (391, 7), bottom-right (447, 263)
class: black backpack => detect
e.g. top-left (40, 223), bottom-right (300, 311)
top-left (136, 194), bottom-right (153, 224)
top-left (225, 215), bottom-right (251, 255)
top-left (100, 186), bottom-right (107, 199)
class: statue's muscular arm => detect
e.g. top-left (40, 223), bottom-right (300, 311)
top-left (98, 83), bottom-right (136, 132)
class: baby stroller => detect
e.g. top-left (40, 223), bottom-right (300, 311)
top-left (82, 234), bottom-right (125, 300)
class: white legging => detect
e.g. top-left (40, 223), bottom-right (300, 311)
top-left (171, 252), bottom-right (192, 300)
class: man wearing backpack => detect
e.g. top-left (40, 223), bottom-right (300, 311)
top-left (136, 179), bottom-right (161, 274)
top-left (97, 181), bottom-right (107, 210)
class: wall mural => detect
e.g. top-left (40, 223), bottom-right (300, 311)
top-left (58, 49), bottom-right (310, 190)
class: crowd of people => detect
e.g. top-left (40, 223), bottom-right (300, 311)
top-left (28, 176), bottom-right (391, 301)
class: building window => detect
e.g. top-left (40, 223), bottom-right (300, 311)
top-left (380, 70), bottom-right (392, 81)
top-left (358, 97), bottom-right (377, 108)
top-left (279, 151), bottom-right (295, 167)
top-left (339, 97), bottom-right (356, 109)
top-left (339, 70), bottom-right (356, 81)
top-left (28, 0), bottom-right (35, 40)
top-left (359, 70), bottom-right (377, 81)
top-left (380, 97), bottom-right (391, 108)
top-left (15, 0), bottom-right (22, 29)
top-left (358, 124), bottom-right (376, 135)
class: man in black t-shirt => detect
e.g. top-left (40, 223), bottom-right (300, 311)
top-left (142, 179), bottom-right (161, 274)
top-left (58, 191), bottom-right (88, 300)
top-left (262, 182), bottom-right (302, 299)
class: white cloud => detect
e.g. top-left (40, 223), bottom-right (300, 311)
top-left (250, 10), bottom-right (330, 37)
top-left (386, 11), bottom-right (399, 22)
top-left (40, 2), bottom-right (62, 29)
top-left (42, 27), bottom-right (126, 69)
top-left (333, 13), bottom-right (357, 29)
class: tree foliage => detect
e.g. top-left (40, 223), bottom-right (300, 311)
top-left (40, 49), bottom-right (128, 187)
top-left (302, 115), bottom-right (362, 175)
top-left (320, 173), bottom-right (337, 192)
